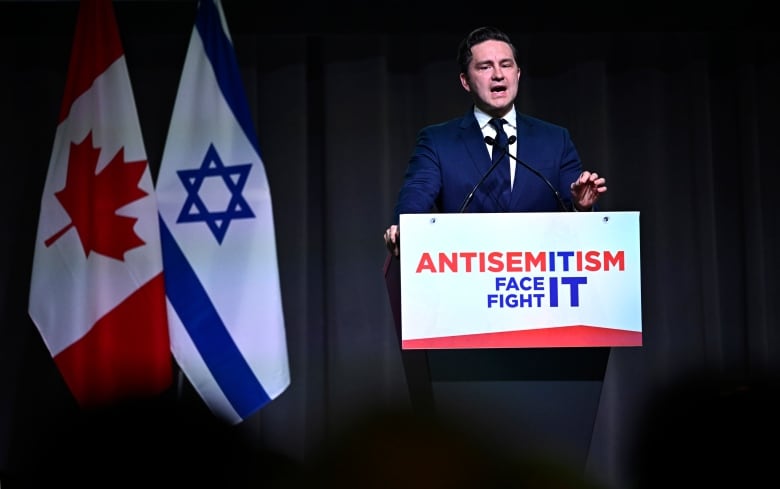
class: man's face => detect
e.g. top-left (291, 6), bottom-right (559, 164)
top-left (459, 39), bottom-right (521, 116)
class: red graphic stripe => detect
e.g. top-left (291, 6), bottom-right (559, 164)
top-left (402, 325), bottom-right (642, 349)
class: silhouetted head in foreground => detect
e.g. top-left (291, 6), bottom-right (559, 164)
top-left (9, 396), bottom-right (292, 489)
top-left (629, 371), bottom-right (780, 488)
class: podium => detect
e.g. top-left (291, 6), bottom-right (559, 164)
top-left (384, 211), bottom-right (641, 469)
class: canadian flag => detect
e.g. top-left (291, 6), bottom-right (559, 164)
top-left (28, 0), bottom-right (171, 407)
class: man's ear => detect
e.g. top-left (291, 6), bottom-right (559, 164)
top-left (459, 72), bottom-right (471, 92)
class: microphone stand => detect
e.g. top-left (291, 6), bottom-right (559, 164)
top-left (485, 135), bottom-right (570, 212)
top-left (457, 135), bottom-right (517, 213)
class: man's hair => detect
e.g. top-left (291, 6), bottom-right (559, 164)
top-left (456, 26), bottom-right (519, 75)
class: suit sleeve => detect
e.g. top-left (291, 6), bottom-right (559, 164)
top-left (393, 127), bottom-right (442, 223)
top-left (557, 128), bottom-right (585, 210)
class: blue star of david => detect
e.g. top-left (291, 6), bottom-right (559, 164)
top-left (176, 143), bottom-right (254, 244)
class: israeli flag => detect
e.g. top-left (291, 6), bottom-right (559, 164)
top-left (156, 0), bottom-right (290, 424)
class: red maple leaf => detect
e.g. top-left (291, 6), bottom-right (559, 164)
top-left (45, 131), bottom-right (149, 260)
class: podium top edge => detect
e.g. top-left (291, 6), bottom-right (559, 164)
top-left (399, 211), bottom-right (640, 218)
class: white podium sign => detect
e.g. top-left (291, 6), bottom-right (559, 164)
top-left (399, 212), bottom-right (642, 349)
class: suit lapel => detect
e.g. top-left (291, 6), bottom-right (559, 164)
top-left (459, 113), bottom-right (490, 171)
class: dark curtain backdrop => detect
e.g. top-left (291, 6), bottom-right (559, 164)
top-left (2, 2), bottom-right (778, 488)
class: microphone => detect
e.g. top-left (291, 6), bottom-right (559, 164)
top-left (457, 135), bottom-right (518, 213)
top-left (484, 135), bottom-right (570, 212)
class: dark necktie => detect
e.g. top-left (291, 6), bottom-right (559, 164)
top-left (489, 118), bottom-right (512, 208)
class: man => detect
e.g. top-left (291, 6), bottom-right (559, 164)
top-left (384, 26), bottom-right (607, 256)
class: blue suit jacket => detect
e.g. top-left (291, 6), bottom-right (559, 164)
top-left (394, 107), bottom-right (584, 222)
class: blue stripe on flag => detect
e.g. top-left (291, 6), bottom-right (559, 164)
top-left (159, 217), bottom-right (271, 417)
top-left (196, 0), bottom-right (261, 156)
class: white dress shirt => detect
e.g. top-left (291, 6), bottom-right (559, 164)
top-left (474, 106), bottom-right (518, 190)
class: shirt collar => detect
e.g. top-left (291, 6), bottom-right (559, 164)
top-left (474, 106), bottom-right (517, 131)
